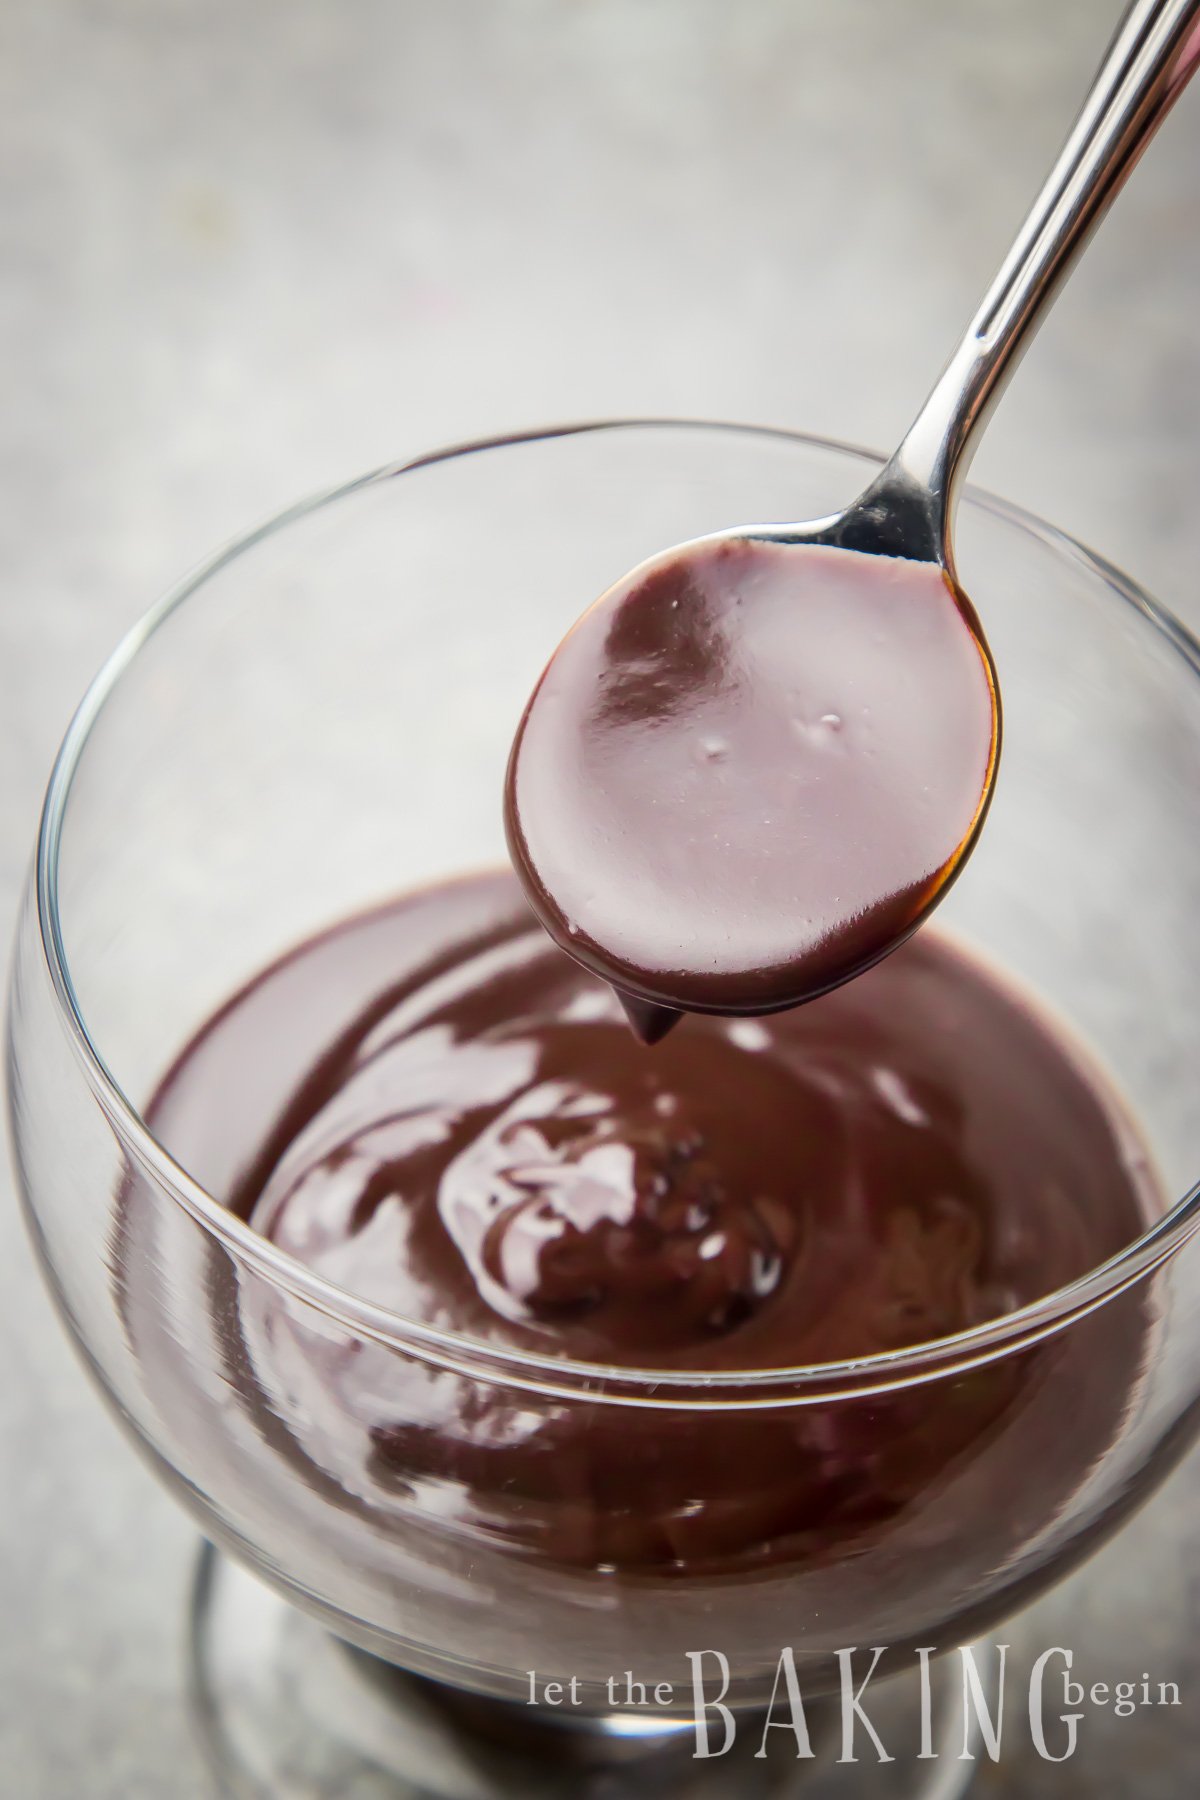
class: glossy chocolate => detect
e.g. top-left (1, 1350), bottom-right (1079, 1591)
top-left (141, 872), bottom-right (1156, 1580)
top-left (504, 540), bottom-right (998, 1040)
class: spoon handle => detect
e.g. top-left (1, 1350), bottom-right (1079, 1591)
top-left (881, 0), bottom-right (1200, 558)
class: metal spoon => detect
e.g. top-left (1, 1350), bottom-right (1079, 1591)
top-left (507, 0), bottom-right (1200, 1042)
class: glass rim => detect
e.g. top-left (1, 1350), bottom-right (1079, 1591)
top-left (32, 416), bottom-right (1200, 1407)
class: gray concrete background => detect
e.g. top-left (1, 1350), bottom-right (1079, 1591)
top-left (1, 2), bottom-right (1198, 1795)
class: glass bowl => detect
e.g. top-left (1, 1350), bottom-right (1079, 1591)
top-left (8, 421), bottom-right (1200, 1798)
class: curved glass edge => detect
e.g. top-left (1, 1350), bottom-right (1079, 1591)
top-left (26, 417), bottom-right (1200, 1403)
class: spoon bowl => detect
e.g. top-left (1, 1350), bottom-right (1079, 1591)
top-left (505, 531), bottom-right (999, 1041)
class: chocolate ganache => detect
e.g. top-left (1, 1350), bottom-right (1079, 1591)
top-left (141, 871), bottom-right (1156, 1584)
top-left (505, 540), bottom-right (998, 1041)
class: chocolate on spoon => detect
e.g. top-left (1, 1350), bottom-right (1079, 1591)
top-left (506, 540), bottom-right (997, 1041)
top-left (505, 0), bottom-right (1200, 1042)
